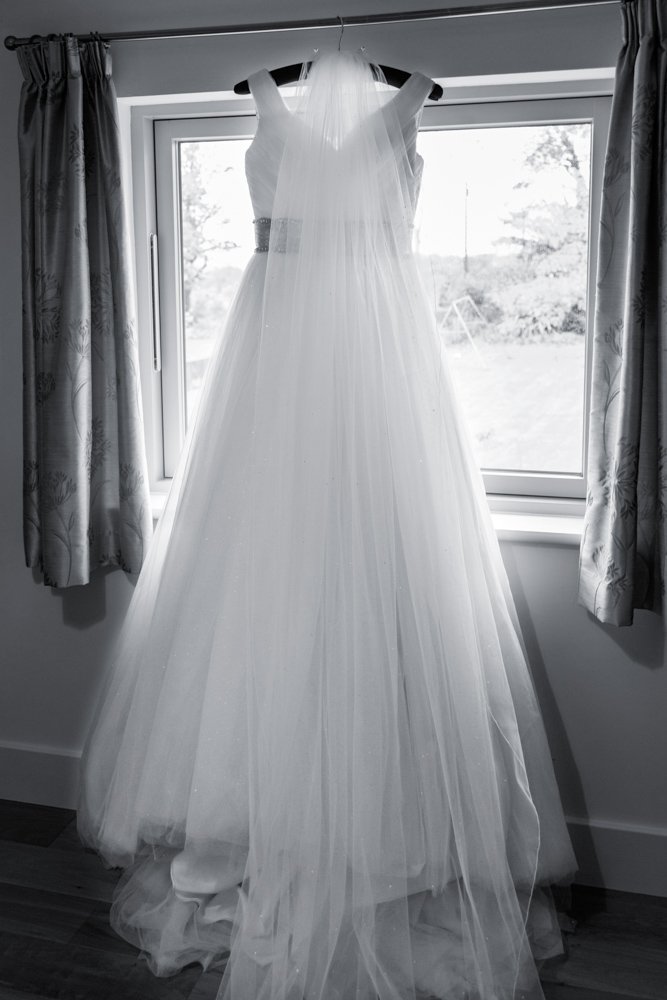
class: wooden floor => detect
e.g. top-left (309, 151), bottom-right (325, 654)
top-left (0, 799), bottom-right (665, 1000)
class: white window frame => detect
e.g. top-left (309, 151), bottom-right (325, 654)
top-left (125, 72), bottom-right (613, 525)
top-left (125, 94), bottom-right (257, 499)
top-left (154, 115), bottom-right (257, 476)
top-left (420, 93), bottom-right (610, 502)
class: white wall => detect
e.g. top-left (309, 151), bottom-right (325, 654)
top-left (1, 0), bottom-right (665, 896)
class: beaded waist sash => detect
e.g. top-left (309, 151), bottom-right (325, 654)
top-left (253, 217), bottom-right (300, 253)
top-left (253, 217), bottom-right (412, 255)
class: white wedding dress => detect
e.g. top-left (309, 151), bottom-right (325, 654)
top-left (78, 51), bottom-right (577, 1000)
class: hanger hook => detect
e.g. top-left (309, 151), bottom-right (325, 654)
top-left (337, 15), bottom-right (344, 51)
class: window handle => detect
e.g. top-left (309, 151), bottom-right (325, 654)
top-left (149, 232), bottom-right (162, 373)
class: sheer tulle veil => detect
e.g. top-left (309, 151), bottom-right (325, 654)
top-left (78, 49), bottom-right (576, 1000)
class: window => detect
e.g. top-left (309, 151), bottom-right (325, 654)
top-left (134, 78), bottom-right (611, 505)
top-left (417, 96), bottom-right (609, 500)
top-left (152, 115), bottom-right (257, 476)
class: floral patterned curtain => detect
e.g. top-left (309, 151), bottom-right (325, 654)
top-left (579, 0), bottom-right (666, 625)
top-left (17, 35), bottom-right (152, 587)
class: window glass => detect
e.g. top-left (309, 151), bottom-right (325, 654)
top-left (415, 124), bottom-right (591, 475)
top-left (163, 110), bottom-right (596, 496)
top-left (179, 138), bottom-right (253, 421)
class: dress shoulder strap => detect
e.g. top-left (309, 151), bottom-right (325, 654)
top-left (248, 69), bottom-right (288, 119)
top-left (392, 72), bottom-right (435, 126)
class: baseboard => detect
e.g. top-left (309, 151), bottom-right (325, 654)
top-left (565, 815), bottom-right (667, 897)
top-left (0, 740), bottom-right (80, 811)
top-left (0, 742), bottom-right (665, 897)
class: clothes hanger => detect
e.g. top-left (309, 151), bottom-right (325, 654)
top-left (233, 17), bottom-right (443, 101)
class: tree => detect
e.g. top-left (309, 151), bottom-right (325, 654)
top-left (492, 124), bottom-right (590, 339)
top-left (180, 144), bottom-right (240, 325)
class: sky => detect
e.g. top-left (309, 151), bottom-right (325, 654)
top-left (415, 124), bottom-right (590, 257)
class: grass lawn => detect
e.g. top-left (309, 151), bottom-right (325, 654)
top-left (444, 339), bottom-right (586, 476)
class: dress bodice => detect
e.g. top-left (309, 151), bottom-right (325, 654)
top-left (245, 67), bottom-right (433, 223)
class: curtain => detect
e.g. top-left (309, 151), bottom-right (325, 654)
top-left (579, 0), bottom-right (667, 625)
top-left (17, 35), bottom-right (152, 588)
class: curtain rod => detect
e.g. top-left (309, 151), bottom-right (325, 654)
top-left (4, 0), bottom-right (620, 51)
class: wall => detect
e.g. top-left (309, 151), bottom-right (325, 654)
top-left (1, 0), bottom-right (665, 896)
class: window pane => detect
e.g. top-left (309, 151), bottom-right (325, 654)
top-left (179, 139), bottom-right (253, 422)
top-left (415, 123), bottom-right (591, 475)
top-left (176, 124), bottom-right (591, 479)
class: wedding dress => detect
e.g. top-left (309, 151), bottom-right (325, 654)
top-left (78, 50), bottom-right (577, 1000)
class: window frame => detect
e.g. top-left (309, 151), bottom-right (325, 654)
top-left (154, 115), bottom-right (257, 476)
top-left (126, 73), bottom-right (612, 516)
top-left (126, 95), bottom-right (258, 498)
top-left (418, 94), bottom-right (609, 501)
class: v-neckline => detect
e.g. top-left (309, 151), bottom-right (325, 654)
top-left (257, 67), bottom-right (426, 155)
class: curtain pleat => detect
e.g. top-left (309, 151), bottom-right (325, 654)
top-left (578, 0), bottom-right (667, 625)
top-left (17, 35), bottom-right (152, 587)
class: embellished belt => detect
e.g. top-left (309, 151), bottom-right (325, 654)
top-left (253, 217), bottom-right (413, 255)
top-left (253, 217), bottom-right (300, 253)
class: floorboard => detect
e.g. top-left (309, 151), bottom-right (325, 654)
top-left (0, 881), bottom-right (96, 945)
top-left (187, 969), bottom-right (226, 1000)
top-left (0, 801), bottom-right (73, 848)
top-left (542, 986), bottom-right (655, 1000)
top-left (47, 819), bottom-right (90, 855)
top-left (541, 886), bottom-right (667, 1000)
top-left (0, 800), bottom-right (665, 1000)
top-left (0, 929), bottom-right (201, 1000)
top-left (0, 840), bottom-right (119, 902)
top-left (0, 984), bottom-right (51, 1000)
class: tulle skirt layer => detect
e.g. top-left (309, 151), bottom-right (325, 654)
top-left (78, 238), bottom-right (576, 999)
top-left (80, 52), bottom-right (577, 997)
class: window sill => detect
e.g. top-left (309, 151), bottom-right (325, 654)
top-left (150, 489), bottom-right (169, 520)
top-left (492, 511), bottom-right (583, 545)
top-left (150, 491), bottom-right (583, 546)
